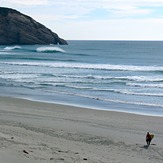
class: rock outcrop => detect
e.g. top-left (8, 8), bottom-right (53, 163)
top-left (0, 7), bottom-right (68, 45)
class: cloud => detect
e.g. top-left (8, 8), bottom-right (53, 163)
top-left (1, 0), bottom-right (163, 19)
top-left (2, 0), bottom-right (163, 8)
top-left (1, 0), bottom-right (163, 40)
top-left (53, 18), bottom-right (163, 40)
top-left (47, 0), bottom-right (163, 20)
top-left (110, 6), bottom-right (152, 18)
top-left (0, 0), bottom-right (48, 6)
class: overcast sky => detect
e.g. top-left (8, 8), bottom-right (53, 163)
top-left (1, 0), bottom-right (163, 40)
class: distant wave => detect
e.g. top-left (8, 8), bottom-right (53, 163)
top-left (102, 97), bottom-right (163, 108)
top-left (110, 89), bottom-right (163, 97)
top-left (65, 74), bottom-right (163, 82)
top-left (55, 84), bottom-right (92, 90)
top-left (50, 84), bottom-right (163, 98)
top-left (46, 89), bottom-right (163, 109)
top-left (1, 61), bottom-right (163, 72)
top-left (32, 81), bottom-right (163, 98)
top-left (116, 76), bottom-right (163, 82)
top-left (0, 52), bottom-right (10, 55)
top-left (36, 46), bottom-right (65, 53)
top-left (4, 46), bottom-right (22, 51)
top-left (0, 73), bottom-right (39, 81)
top-left (1, 64), bottom-right (163, 83)
top-left (127, 82), bottom-right (163, 88)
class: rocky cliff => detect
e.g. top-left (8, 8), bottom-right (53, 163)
top-left (0, 7), bottom-right (68, 45)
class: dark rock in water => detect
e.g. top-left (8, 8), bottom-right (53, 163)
top-left (0, 7), bottom-right (68, 45)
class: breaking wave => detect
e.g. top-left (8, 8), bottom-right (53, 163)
top-left (127, 83), bottom-right (163, 88)
top-left (1, 61), bottom-right (163, 72)
top-left (36, 46), bottom-right (65, 53)
top-left (4, 46), bottom-right (22, 51)
top-left (46, 90), bottom-right (163, 109)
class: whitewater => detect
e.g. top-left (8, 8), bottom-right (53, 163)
top-left (0, 41), bottom-right (163, 116)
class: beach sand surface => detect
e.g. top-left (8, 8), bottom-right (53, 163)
top-left (0, 96), bottom-right (163, 163)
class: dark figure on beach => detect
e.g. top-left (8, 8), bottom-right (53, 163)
top-left (146, 132), bottom-right (152, 145)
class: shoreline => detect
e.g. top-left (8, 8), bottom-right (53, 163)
top-left (0, 96), bottom-right (163, 162)
top-left (1, 94), bottom-right (163, 118)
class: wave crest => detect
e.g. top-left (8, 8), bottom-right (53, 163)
top-left (4, 46), bottom-right (21, 51)
top-left (1, 62), bottom-right (163, 72)
top-left (36, 46), bottom-right (65, 53)
top-left (127, 83), bottom-right (163, 88)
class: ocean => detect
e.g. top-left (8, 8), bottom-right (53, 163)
top-left (0, 41), bottom-right (163, 116)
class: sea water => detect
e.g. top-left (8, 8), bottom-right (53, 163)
top-left (0, 41), bottom-right (163, 116)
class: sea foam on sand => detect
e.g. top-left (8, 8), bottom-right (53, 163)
top-left (0, 96), bottom-right (163, 163)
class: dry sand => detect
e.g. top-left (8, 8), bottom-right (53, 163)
top-left (0, 96), bottom-right (163, 163)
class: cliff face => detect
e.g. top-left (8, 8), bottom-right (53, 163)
top-left (0, 7), bottom-right (68, 45)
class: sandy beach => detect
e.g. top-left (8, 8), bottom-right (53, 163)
top-left (0, 96), bottom-right (163, 163)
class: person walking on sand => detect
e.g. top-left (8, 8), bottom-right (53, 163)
top-left (146, 132), bottom-right (152, 145)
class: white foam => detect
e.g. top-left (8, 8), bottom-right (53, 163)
top-left (117, 76), bottom-right (163, 82)
top-left (1, 61), bottom-right (163, 72)
top-left (4, 46), bottom-right (21, 51)
top-left (36, 46), bottom-right (65, 53)
top-left (49, 90), bottom-right (163, 109)
top-left (0, 52), bottom-right (10, 55)
top-left (0, 73), bottom-right (38, 81)
top-left (112, 89), bottom-right (163, 97)
top-left (127, 82), bottom-right (163, 88)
